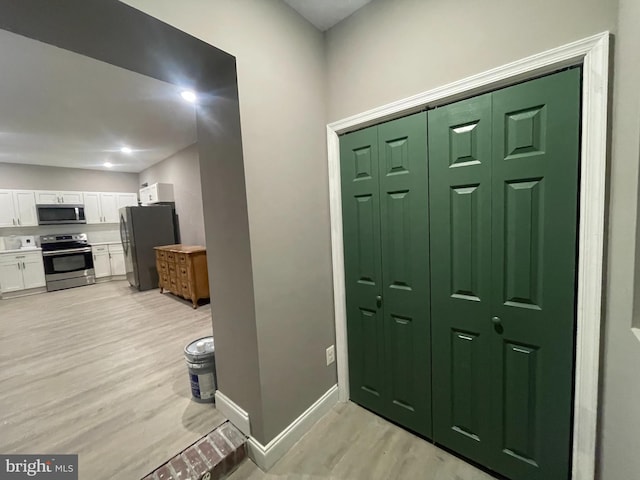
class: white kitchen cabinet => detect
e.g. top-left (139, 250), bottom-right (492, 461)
top-left (21, 254), bottom-right (46, 289)
top-left (92, 246), bottom-right (111, 279)
top-left (0, 261), bottom-right (23, 293)
top-left (35, 191), bottom-right (59, 204)
top-left (84, 192), bottom-right (136, 224)
top-left (0, 190), bottom-right (37, 227)
top-left (140, 183), bottom-right (174, 205)
top-left (35, 191), bottom-right (83, 205)
top-left (13, 191), bottom-right (38, 226)
top-left (92, 244), bottom-right (125, 278)
top-left (0, 190), bottom-right (16, 227)
top-left (108, 244), bottom-right (125, 276)
top-left (100, 193), bottom-right (118, 223)
top-left (0, 251), bottom-right (46, 293)
top-left (83, 192), bottom-right (102, 224)
top-left (117, 193), bottom-right (138, 211)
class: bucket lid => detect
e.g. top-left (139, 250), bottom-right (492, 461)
top-left (184, 336), bottom-right (215, 362)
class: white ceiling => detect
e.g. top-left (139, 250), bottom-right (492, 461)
top-left (0, 29), bottom-right (197, 173)
top-left (283, 0), bottom-right (373, 31)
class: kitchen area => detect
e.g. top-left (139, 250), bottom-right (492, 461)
top-left (0, 182), bottom-right (195, 300)
top-left (0, 24), bottom-right (222, 479)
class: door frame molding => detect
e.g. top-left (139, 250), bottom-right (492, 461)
top-left (326, 31), bottom-right (609, 480)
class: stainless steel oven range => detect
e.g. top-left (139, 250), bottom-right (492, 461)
top-left (40, 233), bottom-right (95, 291)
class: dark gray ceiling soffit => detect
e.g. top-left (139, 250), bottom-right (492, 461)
top-left (0, 0), bottom-right (237, 92)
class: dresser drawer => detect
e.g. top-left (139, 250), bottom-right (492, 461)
top-left (159, 262), bottom-right (168, 273)
top-left (160, 273), bottom-right (170, 286)
top-left (169, 276), bottom-right (178, 292)
top-left (178, 253), bottom-right (188, 265)
top-left (179, 265), bottom-right (189, 277)
top-left (157, 250), bottom-right (166, 261)
top-left (168, 262), bottom-right (177, 274)
top-left (166, 252), bottom-right (176, 262)
top-left (181, 282), bottom-right (191, 298)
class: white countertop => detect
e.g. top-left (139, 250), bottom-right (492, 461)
top-left (90, 241), bottom-right (122, 246)
top-left (0, 247), bottom-right (42, 254)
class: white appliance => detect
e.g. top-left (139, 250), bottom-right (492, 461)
top-left (2, 235), bottom-right (36, 250)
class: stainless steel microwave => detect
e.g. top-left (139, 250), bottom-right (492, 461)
top-left (36, 204), bottom-right (86, 225)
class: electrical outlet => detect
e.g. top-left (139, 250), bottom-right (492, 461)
top-left (326, 345), bottom-right (335, 366)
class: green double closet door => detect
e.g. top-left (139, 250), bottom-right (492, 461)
top-left (340, 69), bottom-right (580, 480)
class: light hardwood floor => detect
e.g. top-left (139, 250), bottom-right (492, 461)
top-left (231, 402), bottom-right (497, 480)
top-left (0, 281), bottom-right (225, 479)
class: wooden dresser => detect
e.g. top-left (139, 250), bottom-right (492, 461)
top-left (154, 245), bottom-right (209, 309)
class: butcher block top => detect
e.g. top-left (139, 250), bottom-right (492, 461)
top-left (154, 244), bottom-right (206, 254)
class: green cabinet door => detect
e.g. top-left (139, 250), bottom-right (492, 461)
top-left (378, 114), bottom-right (432, 437)
top-left (341, 112), bottom-right (432, 437)
top-left (428, 93), bottom-right (495, 462)
top-left (489, 68), bottom-right (580, 480)
top-left (341, 125), bottom-right (385, 415)
top-left (429, 69), bottom-right (580, 480)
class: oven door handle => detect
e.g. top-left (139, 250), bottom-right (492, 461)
top-left (42, 247), bottom-right (92, 256)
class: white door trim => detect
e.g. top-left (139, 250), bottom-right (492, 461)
top-left (326, 31), bottom-right (609, 480)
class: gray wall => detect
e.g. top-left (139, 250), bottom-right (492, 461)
top-left (600, 0), bottom-right (640, 477)
top-left (0, 162), bottom-right (139, 192)
top-left (123, 0), bottom-right (336, 444)
top-left (326, 0), bottom-right (616, 122)
top-left (139, 144), bottom-right (206, 246)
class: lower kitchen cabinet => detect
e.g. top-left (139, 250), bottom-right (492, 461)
top-left (108, 244), bottom-right (125, 276)
top-left (92, 244), bottom-right (126, 278)
top-left (0, 251), bottom-right (46, 294)
top-left (92, 246), bottom-right (111, 279)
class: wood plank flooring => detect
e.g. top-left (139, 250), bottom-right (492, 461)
top-left (0, 281), bottom-right (225, 479)
top-left (231, 402), bottom-right (497, 480)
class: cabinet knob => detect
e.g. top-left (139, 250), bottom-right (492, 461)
top-left (376, 295), bottom-right (383, 308)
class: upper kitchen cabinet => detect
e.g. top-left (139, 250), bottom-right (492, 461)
top-left (140, 183), bottom-right (174, 205)
top-left (0, 190), bottom-right (37, 227)
top-left (36, 191), bottom-right (83, 205)
top-left (117, 193), bottom-right (138, 211)
top-left (84, 192), bottom-right (137, 224)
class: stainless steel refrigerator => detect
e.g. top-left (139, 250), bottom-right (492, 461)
top-left (119, 205), bottom-right (177, 291)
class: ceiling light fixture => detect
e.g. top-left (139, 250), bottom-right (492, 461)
top-left (181, 90), bottom-right (197, 103)
top-left (104, 162), bottom-right (113, 168)
top-left (120, 146), bottom-right (132, 154)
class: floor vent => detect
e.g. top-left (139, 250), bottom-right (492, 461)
top-left (142, 421), bottom-right (247, 480)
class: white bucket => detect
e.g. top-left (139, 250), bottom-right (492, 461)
top-left (184, 336), bottom-right (216, 403)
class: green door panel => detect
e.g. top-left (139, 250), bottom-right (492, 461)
top-left (341, 112), bottom-right (432, 438)
top-left (378, 112), bottom-right (431, 437)
top-left (489, 68), bottom-right (580, 480)
top-left (430, 69), bottom-right (580, 480)
top-left (343, 69), bottom-right (580, 480)
top-left (340, 125), bottom-right (386, 413)
top-left (428, 93), bottom-right (495, 463)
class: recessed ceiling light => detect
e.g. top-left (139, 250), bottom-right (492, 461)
top-left (120, 146), bottom-right (132, 154)
top-left (181, 90), bottom-right (197, 103)
top-left (104, 162), bottom-right (113, 168)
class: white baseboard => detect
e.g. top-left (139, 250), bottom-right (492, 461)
top-left (215, 390), bottom-right (251, 436)
top-left (247, 384), bottom-right (339, 471)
